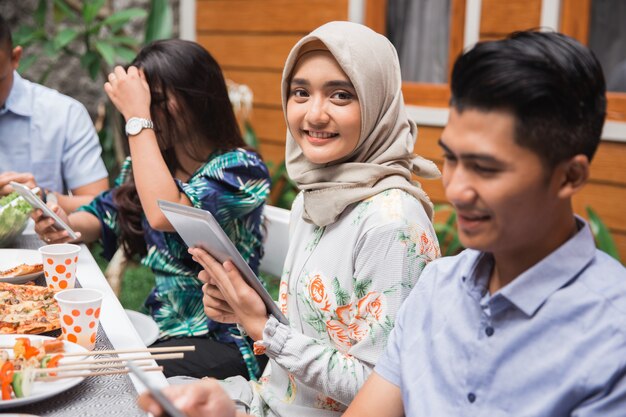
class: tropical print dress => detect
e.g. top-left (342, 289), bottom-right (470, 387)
top-left (78, 148), bottom-right (271, 379)
top-left (221, 189), bottom-right (440, 416)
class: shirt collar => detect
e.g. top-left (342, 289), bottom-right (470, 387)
top-left (497, 216), bottom-right (596, 317)
top-left (2, 71), bottom-right (32, 117)
top-left (461, 216), bottom-right (597, 317)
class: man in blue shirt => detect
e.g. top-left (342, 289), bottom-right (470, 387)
top-left (346, 31), bottom-right (626, 417)
top-left (0, 15), bottom-right (108, 212)
top-left (136, 30), bottom-right (626, 417)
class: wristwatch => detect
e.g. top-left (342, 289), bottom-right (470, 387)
top-left (125, 117), bottom-right (153, 136)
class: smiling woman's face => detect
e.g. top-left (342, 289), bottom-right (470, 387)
top-left (286, 50), bottom-right (361, 165)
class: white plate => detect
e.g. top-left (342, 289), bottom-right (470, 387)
top-left (125, 309), bottom-right (160, 347)
top-left (0, 334), bottom-right (87, 409)
top-left (0, 249), bottom-right (44, 284)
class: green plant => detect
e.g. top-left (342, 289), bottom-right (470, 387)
top-left (13, 0), bottom-right (173, 181)
top-left (433, 203), bottom-right (463, 257)
top-left (586, 206), bottom-right (622, 262)
top-left (268, 161), bottom-right (299, 209)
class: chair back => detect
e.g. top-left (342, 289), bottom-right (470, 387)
top-left (259, 205), bottom-right (290, 277)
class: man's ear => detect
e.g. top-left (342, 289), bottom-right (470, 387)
top-left (10, 46), bottom-right (22, 70)
top-left (556, 154), bottom-right (590, 199)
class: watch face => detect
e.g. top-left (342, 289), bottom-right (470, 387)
top-left (126, 118), bottom-right (142, 135)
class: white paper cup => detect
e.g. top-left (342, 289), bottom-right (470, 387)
top-left (54, 288), bottom-right (103, 350)
top-left (39, 243), bottom-right (81, 291)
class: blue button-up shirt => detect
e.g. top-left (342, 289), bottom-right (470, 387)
top-left (376, 217), bottom-right (626, 416)
top-left (0, 72), bottom-right (107, 192)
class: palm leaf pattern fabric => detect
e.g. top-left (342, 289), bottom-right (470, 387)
top-left (78, 148), bottom-right (270, 379)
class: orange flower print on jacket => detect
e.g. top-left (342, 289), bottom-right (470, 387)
top-left (279, 281), bottom-right (289, 315)
top-left (326, 318), bottom-right (353, 353)
top-left (308, 274), bottom-right (332, 312)
top-left (399, 223), bottom-right (441, 261)
top-left (314, 393), bottom-right (344, 412)
top-left (302, 273), bottom-right (392, 354)
top-left (356, 291), bottom-right (386, 323)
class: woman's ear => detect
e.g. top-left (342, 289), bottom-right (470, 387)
top-left (556, 154), bottom-right (590, 199)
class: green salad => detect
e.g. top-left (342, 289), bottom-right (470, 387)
top-left (0, 192), bottom-right (33, 246)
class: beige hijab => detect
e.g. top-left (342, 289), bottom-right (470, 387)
top-left (282, 21), bottom-right (440, 227)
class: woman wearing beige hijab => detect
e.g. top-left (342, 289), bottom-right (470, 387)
top-left (140, 21), bottom-right (440, 417)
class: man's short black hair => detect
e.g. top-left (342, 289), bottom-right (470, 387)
top-left (0, 14), bottom-right (12, 53)
top-left (450, 30), bottom-right (607, 168)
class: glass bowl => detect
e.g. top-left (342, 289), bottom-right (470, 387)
top-left (0, 194), bottom-right (33, 248)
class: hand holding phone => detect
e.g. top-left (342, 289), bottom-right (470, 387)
top-left (9, 181), bottom-right (78, 240)
top-left (128, 361), bottom-right (187, 417)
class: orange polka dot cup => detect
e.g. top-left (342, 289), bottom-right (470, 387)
top-left (54, 288), bottom-right (103, 350)
top-left (39, 243), bottom-right (81, 291)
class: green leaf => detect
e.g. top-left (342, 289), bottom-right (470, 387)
top-left (17, 55), bottom-right (38, 74)
top-left (52, 0), bottom-right (78, 21)
top-left (102, 8), bottom-right (148, 27)
top-left (80, 50), bottom-right (98, 66)
top-left (354, 279), bottom-right (372, 299)
top-left (53, 28), bottom-right (78, 50)
top-left (144, 0), bottom-right (173, 43)
top-left (34, 0), bottom-right (48, 27)
top-left (114, 46), bottom-right (137, 63)
top-left (95, 40), bottom-right (116, 66)
top-left (83, 0), bottom-right (106, 24)
top-left (243, 121), bottom-right (259, 148)
top-left (43, 40), bottom-right (57, 57)
top-left (586, 206), bottom-right (621, 262)
top-left (12, 26), bottom-right (45, 47)
top-left (108, 36), bottom-right (140, 47)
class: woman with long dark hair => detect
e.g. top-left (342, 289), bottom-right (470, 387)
top-left (33, 39), bottom-right (271, 380)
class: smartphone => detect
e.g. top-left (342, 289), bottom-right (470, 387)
top-left (9, 181), bottom-right (78, 240)
top-left (127, 361), bottom-right (186, 417)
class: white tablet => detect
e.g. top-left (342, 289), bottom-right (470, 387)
top-left (158, 200), bottom-right (288, 325)
top-left (10, 181), bottom-right (78, 240)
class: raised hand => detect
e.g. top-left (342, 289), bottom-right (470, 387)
top-left (104, 65), bottom-right (151, 121)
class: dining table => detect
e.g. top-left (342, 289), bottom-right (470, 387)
top-left (3, 221), bottom-right (168, 416)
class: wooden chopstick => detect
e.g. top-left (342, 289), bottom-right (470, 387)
top-left (61, 345), bottom-right (195, 357)
top-left (0, 345), bottom-right (195, 356)
top-left (38, 366), bottom-right (164, 381)
top-left (39, 361), bottom-right (155, 373)
top-left (58, 352), bottom-right (183, 366)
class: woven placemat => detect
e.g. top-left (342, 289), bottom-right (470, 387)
top-left (6, 234), bottom-right (147, 416)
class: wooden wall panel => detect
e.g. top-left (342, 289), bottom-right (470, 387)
top-left (560, 0), bottom-right (592, 45)
top-left (197, 0), bottom-right (348, 33)
top-left (258, 141), bottom-right (287, 172)
top-left (249, 107), bottom-right (286, 144)
top-left (224, 70), bottom-right (283, 107)
top-left (364, 0), bottom-right (388, 34)
top-left (589, 141), bottom-right (626, 184)
top-left (197, 34), bottom-right (300, 70)
top-left (480, 0), bottom-right (542, 39)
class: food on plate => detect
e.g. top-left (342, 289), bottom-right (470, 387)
top-left (0, 263), bottom-right (44, 278)
top-left (0, 192), bottom-right (33, 248)
top-left (0, 282), bottom-right (60, 334)
top-left (0, 337), bottom-right (67, 400)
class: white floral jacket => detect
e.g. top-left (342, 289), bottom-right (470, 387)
top-left (245, 189), bottom-right (439, 417)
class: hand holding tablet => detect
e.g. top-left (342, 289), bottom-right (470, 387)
top-left (158, 200), bottom-right (288, 325)
top-left (9, 181), bottom-right (78, 240)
